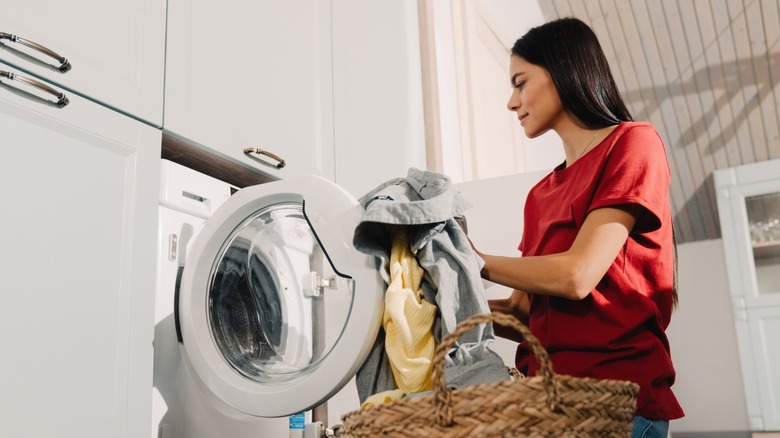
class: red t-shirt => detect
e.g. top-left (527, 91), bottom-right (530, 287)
top-left (516, 122), bottom-right (684, 420)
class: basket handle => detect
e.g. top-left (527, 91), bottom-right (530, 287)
top-left (432, 312), bottom-right (559, 426)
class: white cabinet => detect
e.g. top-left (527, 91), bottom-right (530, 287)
top-left (0, 0), bottom-right (166, 126)
top-left (164, 0), bottom-right (335, 182)
top-left (715, 158), bottom-right (780, 431)
top-left (164, 0), bottom-right (426, 194)
top-left (716, 159), bottom-right (780, 309)
top-left (0, 61), bottom-right (160, 437)
top-left (746, 307), bottom-right (780, 429)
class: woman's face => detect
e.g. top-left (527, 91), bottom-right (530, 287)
top-left (506, 55), bottom-right (566, 138)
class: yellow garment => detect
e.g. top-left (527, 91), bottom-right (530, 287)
top-left (361, 389), bottom-right (405, 408)
top-left (382, 226), bottom-right (437, 394)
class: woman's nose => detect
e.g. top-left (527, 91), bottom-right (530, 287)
top-left (507, 91), bottom-right (520, 112)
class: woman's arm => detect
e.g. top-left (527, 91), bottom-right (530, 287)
top-left (479, 205), bottom-right (641, 300)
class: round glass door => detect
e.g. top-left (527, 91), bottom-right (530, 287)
top-left (208, 201), bottom-right (351, 384)
top-left (177, 176), bottom-right (383, 418)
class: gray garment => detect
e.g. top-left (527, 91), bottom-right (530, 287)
top-left (353, 168), bottom-right (509, 403)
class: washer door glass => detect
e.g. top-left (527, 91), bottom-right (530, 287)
top-left (179, 176), bottom-right (383, 417)
top-left (208, 201), bottom-right (351, 384)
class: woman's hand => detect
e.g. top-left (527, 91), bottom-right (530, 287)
top-left (489, 289), bottom-right (530, 342)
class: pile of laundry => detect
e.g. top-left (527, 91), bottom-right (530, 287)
top-left (352, 168), bottom-right (510, 406)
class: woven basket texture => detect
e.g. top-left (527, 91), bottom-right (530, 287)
top-left (341, 312), bottom-right (639, 437)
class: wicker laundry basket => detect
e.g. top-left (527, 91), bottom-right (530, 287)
top-left (340, 312), bottom-right (640, 437)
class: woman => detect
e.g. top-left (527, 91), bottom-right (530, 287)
top-left (473, 17), bottom-right (684, 437)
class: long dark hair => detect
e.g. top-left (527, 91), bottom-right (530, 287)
top-left (511, 17), bottom-right (633, 128)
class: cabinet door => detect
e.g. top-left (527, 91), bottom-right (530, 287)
top-left (747, 306), bottom-right (780, 430)
top-left (715, 159), bottom-right (780, 432)
top-left (0, 0), bottom-right (166, 125)
top-left (716, 161), bottom-right (780, 309)
top-left (165, 0), bottom-right (334, 181)
top-left (0, 63), bottom-right (159, 438)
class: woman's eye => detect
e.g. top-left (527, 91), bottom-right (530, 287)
top-left (514, 81), bottom-right (525, 90)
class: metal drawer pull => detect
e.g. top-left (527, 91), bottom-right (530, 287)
top-left (0, 69), bottom-right (69, 107)
top-left (243, 147), bottom-right (286, 169)
top-left (0, 32), bottom-right (71, 73)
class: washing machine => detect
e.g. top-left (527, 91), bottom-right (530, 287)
top-left (153, 160), bottom-right (383, 438)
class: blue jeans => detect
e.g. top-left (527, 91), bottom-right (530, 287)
top-left (632, 416), bottom-right (669, 438)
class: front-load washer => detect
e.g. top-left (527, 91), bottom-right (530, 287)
top-left (153, 160), bottom-right (383, 438)
top-left (154, 160), bottom-right (237, 437)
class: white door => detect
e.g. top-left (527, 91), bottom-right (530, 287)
top-left (0, 0), bottom-right (166, 125)
top-left (715, 160), bottom-right (780, 431)
top-left (747, 306), bottom-right (780, 430)
top-left (177, 176), bottom-right (383, 417)
top-left (717, 174), bottom-right (780, 309)
top-left (164, 0), bottom-right (335, 181)
top-left (0, 62), bottom-right (160, 437)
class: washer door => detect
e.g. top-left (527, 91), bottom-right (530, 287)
top-left (178, 175), bottom-right (383, 417)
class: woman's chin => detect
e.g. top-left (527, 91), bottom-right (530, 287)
top-left (522, 126), bottom-right (544, 139)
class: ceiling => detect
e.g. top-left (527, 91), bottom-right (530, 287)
top-left (539, 0), bottom-right (780, 244)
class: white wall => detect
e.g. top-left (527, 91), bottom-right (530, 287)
top-left (475, 0), bottom-right (563, 174)
top-left (434, 0), bottom-right (562, 183)
top-left (667, 239), bottom-right (749, 433)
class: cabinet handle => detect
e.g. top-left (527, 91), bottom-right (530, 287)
top-left (0, 69), bottom-right (69, 107)
top-left (0, 32), bottom-right (71, 73)
top-left (243, 147), bottom-right (286, 169)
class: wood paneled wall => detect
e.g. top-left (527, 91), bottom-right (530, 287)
top-left (540, 0), bottom-right (780, 243)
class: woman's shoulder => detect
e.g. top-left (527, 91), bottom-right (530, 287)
top-left (605, 122), bottom-right (669, 169)
top-left (613, 122), bottom-right (660, 138)
top-left (613, 121), bottom-right (660, 137)
top-left (609, 121), bottom-right (665, 151)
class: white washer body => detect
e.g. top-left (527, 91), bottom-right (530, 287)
top-left (153, 160), bottom-right (380, 438)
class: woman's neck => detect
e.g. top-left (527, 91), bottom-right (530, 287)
top-left (559, 123), bottom-right (618, 166)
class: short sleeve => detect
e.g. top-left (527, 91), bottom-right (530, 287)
top-left (588, 125), bottom-right (671, 234)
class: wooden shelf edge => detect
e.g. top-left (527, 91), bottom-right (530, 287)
top-left (161, 133), bottom-right (275, 188)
